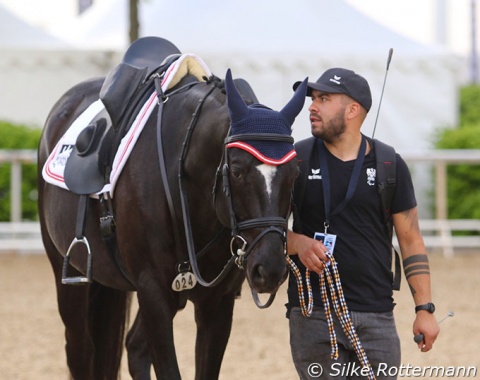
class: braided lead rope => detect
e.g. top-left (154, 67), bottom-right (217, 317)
top-left (287, 254), bottom-right (375, 380)
top-left (319, 270), bottom-right (338, 359)
top-left (286, 256), bottom-right (313, 317)
top-left (323, 253), bottom-right (376, 380)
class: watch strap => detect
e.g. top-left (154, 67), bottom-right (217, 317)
top-left (415, 302), bottom-right (435, 313)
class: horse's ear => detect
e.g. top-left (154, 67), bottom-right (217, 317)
top-left (225, 68), bottom-right (249, 124)
top-left (280, 78), bottom-right (308, 127)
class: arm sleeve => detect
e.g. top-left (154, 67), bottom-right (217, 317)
top-left (391, 154), bottom-right (417, 214)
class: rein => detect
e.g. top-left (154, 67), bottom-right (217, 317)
top-left (157, 76), bottom-right (291, 308)
top-left (177, 81), bottom-right (240, 287)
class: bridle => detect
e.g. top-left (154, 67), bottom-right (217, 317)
top-left (220, 132), bottom-right (293, 270)
top-left (219, 133), bottom-right (294, 308)
top-left (165, 77), bottom-right (294, 308)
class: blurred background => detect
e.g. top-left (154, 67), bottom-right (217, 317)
top-left (1, 2), bottom-right (479, 378)
top-left (2, 0), bottom-right (480, 245)
top-left (0, 0), bottom-right (474, 147)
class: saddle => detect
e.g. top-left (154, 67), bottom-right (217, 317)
top-left (57, 37), bottom-right (261, 287)
top-left (64, 36), bottom-right (182, 195)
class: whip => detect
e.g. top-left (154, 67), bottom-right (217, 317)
top-left (414, 310), bottom-right (454, 343)
top-left (372, 48), bottom-right (393, 138)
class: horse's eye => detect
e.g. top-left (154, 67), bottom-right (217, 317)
top-left (231, 167), bottom-right (242, 179)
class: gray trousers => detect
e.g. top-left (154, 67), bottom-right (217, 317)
top-left (289, 307), bottom-right (401, 379)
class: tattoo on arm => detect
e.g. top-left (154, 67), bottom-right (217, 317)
top-left (403, 254), bottom-right (430, 294)
top-left (400, 208), bottom-right (421, 232)
top-left (408, 283), bottom-right (416, 296)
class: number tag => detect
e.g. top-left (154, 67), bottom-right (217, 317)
top-left (171, 272), bottom-right (197, 292)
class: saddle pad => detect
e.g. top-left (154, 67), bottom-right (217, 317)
top-left (42, 53), bottom-right (211, 197)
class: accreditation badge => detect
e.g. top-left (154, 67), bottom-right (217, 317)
top-left (314, 232), bottom-right (337, 254)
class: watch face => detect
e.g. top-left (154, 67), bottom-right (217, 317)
top-left (416, 303), bottom-right (435, 313)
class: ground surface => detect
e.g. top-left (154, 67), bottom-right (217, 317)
top-left (1, 252), bottom-right (479, 379)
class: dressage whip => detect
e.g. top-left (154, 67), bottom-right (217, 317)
top-left (371, 48), bottom-right (394, 138)
top-left (414, 311), bottom-right (454, 343)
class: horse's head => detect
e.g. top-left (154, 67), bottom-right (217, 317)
top-left (216, 69), bottom-right (308, 296)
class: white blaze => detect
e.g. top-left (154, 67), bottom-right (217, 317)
top-left (256, 164), bottom-right (277, 198)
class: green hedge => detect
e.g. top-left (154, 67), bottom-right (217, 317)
top-left (434, 85), bottom-right (480, 219)
top-left (0, 121), bottom-right (41, 221)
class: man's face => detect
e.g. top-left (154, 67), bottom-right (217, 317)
top-left (308, 90), bottom-right (348, 143)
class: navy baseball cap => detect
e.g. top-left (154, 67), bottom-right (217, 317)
top-left (293, 68), bottom-right (372, 112)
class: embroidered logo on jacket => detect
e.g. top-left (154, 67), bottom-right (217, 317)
top-left (366, 168), bottom-right (376, 186)
top-left (308, 168), bottom-right (322, 180)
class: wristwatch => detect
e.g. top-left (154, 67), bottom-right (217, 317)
top-left (415, 302), bottom-right (435, 314)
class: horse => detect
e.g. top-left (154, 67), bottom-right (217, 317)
top-left (37, 37), bottom-right (307, 379)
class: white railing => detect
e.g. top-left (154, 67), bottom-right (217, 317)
top-left (1, 149), bottom-right (480, 255)
top-left (0, 150), bottom-right (42, 253)
top-left (0, 221), bottom-right (43, 253)
top-left (401, 149), bottom-right (480, 221)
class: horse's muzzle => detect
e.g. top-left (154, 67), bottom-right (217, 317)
top-left (249, 261), bottom-right (289, 294)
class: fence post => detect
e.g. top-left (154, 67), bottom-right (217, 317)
top-left (435, 160), bottom-right (448, 220)
top-left (10, 160), bottom-right (22, 223)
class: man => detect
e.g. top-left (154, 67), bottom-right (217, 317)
top-left (286, 68), bottom-right (440, 379)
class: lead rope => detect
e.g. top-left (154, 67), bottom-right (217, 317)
top-left (286, 253), bottom-right (376, 380)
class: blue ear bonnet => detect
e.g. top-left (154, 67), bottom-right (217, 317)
top-left (228, 105), bottom-right (295, 162)
top-left (224, 69), bottom-right (308, 165)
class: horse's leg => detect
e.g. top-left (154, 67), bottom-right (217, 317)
top-left (136, 281), bottom-right (181, 380)
top-left (194, 292), bottom-right (237, 380)
top-left (45, 238), bottom-right (130, 379)
top-left (45, 242), bottom-right (95, 379)
top-left (126, 310), bottom-right (152, 380)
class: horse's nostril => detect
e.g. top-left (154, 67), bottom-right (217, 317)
top-left (253, 265), bottom-right (267, 287)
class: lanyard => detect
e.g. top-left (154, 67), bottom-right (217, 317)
top-left (317, 136), bottom-right (366, 233)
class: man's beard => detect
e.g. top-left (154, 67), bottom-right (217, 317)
top-left (311, 111), bottom-right (346, 143)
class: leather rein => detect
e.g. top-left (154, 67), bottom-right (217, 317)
top-left (155, 76), bottom-right (292, 308)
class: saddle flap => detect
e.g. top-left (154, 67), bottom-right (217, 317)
top-left (99, 63), bottom-right (149, 128)
top-left (64, 114), bottom-right (110, 195)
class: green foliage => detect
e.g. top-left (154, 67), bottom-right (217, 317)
top-left (459, 85), bottom-right (480, 127)
top-left (0, 121), bottom-right (41, 221)
top-left (434, 86), bottom-right (480, 219)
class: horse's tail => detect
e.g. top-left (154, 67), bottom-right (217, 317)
top-left (89, 282), bottom-right (132, 379)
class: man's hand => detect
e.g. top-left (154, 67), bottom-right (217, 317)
top-left (287, 231), bottom-right (330, 275)
top-left (413, 311), bottom-right (440, 352)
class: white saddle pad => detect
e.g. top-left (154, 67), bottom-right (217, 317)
top-left (42, 54), bottom-right (211, 196)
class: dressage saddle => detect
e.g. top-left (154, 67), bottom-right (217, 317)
top-left (64, 36), bottom-right (182, 195)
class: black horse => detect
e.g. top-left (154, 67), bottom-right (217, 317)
top-left (37, 37), bottom-right (307, 379)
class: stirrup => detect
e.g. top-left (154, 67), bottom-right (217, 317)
top-left (61, 236), bottom-right (93, 285)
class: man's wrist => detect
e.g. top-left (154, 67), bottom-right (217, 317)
top-left (415, 302), bottom-right (435, 314)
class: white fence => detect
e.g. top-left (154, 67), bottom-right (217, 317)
top-left (0, 150), bottom-right (43, 253)
top-left (0, 221), bottom-right (42, 253)
top-left (1, 149), bottom-right (480, 256)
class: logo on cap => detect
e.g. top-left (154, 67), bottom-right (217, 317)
top-left (330, 75), bottom-right (342, 85)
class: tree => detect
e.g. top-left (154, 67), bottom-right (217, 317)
top-left (434, 85), bottom-right (480, 219)
top-left (129, 0), bottom-right (139, 43)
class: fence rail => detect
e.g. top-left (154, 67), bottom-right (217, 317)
top-left (0, 221), bottom-right (43, 253)
top-left (1, 149), bottom-right (480, 255)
